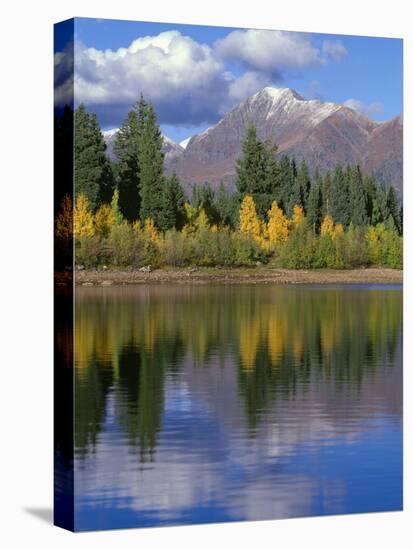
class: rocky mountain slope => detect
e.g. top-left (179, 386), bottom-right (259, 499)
top-left (104, 87), bottom-right (403, 193)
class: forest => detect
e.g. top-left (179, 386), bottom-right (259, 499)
top-left (56, 96), bottom-right (403, 270)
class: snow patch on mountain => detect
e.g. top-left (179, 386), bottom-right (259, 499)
top-left (180, 137), bottom-right (192, 149)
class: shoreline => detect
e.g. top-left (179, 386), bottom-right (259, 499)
top-left (73, 267), bottom-right (403, 286)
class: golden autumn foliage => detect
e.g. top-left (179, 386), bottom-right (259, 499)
top-left (366, 224), bottom-right (385, 265)
top-left (132, 220), bottom-right (142, 235)
top-left (194, 208), bottom-right (210, 231)
top-left (144, 218), bottom-right (161, 244)
top-left (320, 214), bottom-right (335, 238)
top-left (74, 194), bottom-right (95, 239)
top-left (94, 204), bottom-right (115, 237)
top-left (55, 195), bottom-right (73, 241)
top-left (290, 205), bottom-right (305, 229)
top-left (110, 189), bottom-right (123, 225)
top-left (333, 223), bottom-right (344, 241)
top-left (239, 195), bottom-right (263, 243)
top-left (267, 201), bottom-right (289, 247)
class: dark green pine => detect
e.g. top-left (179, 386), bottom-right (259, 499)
top-left (330, 164), bottom-right (351, 227)
top-left (139, 104), bottom-right (166, 228)
top-left (74, 104), bottom-right (113, 210)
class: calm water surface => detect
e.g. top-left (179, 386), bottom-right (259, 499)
top-left (74, 284), bottom-right (402, 530)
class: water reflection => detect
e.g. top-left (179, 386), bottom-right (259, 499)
top-left (74, 285), bottom-right (402, 530)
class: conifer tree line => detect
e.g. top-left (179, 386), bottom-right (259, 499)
top-left (57, 97), bottom-right (402, 270)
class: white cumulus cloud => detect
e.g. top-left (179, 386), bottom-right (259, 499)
top-left (215, 29), bottom-right (323, 75)
top-left (71, 31), bottom-right (230, 126)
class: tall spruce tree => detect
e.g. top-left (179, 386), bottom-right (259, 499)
top-left (330, 164), bottom-right (351, 226)
top-left (375, 183), bottom-right (389, 223)
top-left (159, 173), bottom-right (187, 231)
top-left (322, 171), bottom-right (333, 216)
top-left (236, 125), bottom-right (263, 195)
top-left (278, 155), bottom-right (295, 215)
top-left (192, 182), bottom-right (220, 224)
top-left (386, 186), bottom-right (400, 232)
top-left (350, 165), bottom-right (367, 226)
top-left (235, 126), bottom-right (278, 218)
top-left (307, 172), bottom-right (323, 233)
top-left (74, 104), bottom-right (113, 210)
top-left (364, 174), bottom-right (378, 224)
top-left (139, 104), bottom-right (166, 227)
top-left (297, 160), bottom-right (311, 212)
top-left (287, 159), bottom-right (303, 217)
top-left (113, 96), bottom-right (147, 222)
top-left (214, 181), bottom-right (233, 226)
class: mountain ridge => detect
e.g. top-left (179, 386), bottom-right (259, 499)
top-left (103, 87), bottom-right (403, 193)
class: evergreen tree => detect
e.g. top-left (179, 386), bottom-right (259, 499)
top-left (307, 176), bottom-right (323, 233)
top-left (364, 174), bottom-right (378, 223)
top-left (192, 182), bottom-right (219, 223)
top-left (374, 183), bottom-right (389, 224)
top-left (330, 164), bottom-right (351, 227)
top-left (159, 173), bottom-right (187, 231)
top-left (236, 125), bottom-right (263, 195)
top-left (287, 168), bottom-right (304, 218)
top-left (278, 156), bottom-right (295, 214)
top-left (350, 165), bottom-right (367, 226)
top-left (139, 104), bottom-right (166, 228)
top-left (235, 126), bottom-right (279, 218)
top-left (322, 171), bottom-right (333, 216)
top-left (386, 186), bottom-right (400, 233)
top-left (74, 105), bottom-right (113, 210)
top-left (113, 96), bottom-right (147, 222)
top-left (297, 160), bottom-right (311, 211)
top-left (214, 181), bottom-right (233, 226)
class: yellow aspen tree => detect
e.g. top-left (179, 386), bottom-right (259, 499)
top-left (332, 223), bottom-right (344, 241)
top-left (366, 224), bottom-right (384, 265)
top-left (239, 195), bottom-right (263, 243)
top-left (74, 194), bottom-right (95, 239)
top-left (194, 208), bottom-right (210, 231)
top-left (110, 189), bottom-right (123, 225)
top-left (183, 202), bottom-right (197, 224)
top-left (144, 218), bottom-right (161, 244)
top-left (181, 202), bottom-right (198, 236)
top-left (132, 220), bottom-right (142, 235)
top-left (94, 203), bottom-right (115, 237)
top-left (267, 201), bottom-right (289, 247)
top-left (55, 195), bottom-right (73, 241)
top-left (320, 214), bottom-right (335, 238)
top-left (290, 205), bottom-right (305, 229)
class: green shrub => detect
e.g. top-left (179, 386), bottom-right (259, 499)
top-left (232, 232), bottom-right (266, 266)
top-left (382, 229), bottom-right (403, 269)
top-left (75, 235), bottom-right (105, 268)
top-left (279, 222), bottom-right (317, 269)
top-left (107, 222), bottom-right (145, 266)
top-left (163, 229), bottom-right (191, 266)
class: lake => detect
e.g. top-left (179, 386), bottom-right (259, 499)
top-left (73, 284), bottom-right (402, 530)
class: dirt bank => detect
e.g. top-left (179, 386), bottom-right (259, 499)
top-left (74, 267), bottom-right (403, 286)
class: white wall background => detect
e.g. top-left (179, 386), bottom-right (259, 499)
top-left (0, 0), bottom-right (411, 548)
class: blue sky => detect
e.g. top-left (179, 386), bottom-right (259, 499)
top-left (58, 17), bottom-right (402, 144)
